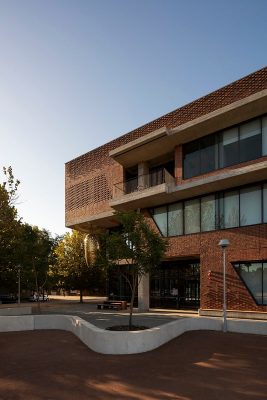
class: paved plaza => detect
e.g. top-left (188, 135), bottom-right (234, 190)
top-left (29, 296), bottom-right (197, 329)
top-left (0, 329), bottom-right (266, 400)
top-left (1, 298), bottom-right (267, 399)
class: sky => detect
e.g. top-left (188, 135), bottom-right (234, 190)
top-left (0, 0), bottom-right (266, 236)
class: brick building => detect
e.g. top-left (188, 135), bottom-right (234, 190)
top-left (65, 67), bottom-right (267, 316)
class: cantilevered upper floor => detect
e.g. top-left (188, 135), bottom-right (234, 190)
top-left (65, 67), bottom-right (267, 232)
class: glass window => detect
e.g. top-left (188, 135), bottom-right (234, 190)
top-left (200, 135), bottom-right (216, 174)
top-left (239, 263), bottom-right (263, 305)
top-left (239, 119), bottom-right (261, 163)
top-left (153, 207), bottom-right (168, 236)
top-left (264, 184), bottom-right (267, 223)
top-left (184, 199), bottom-right (200, 234)
top-left (168, 203), bottom-right (183, 236)
top-left (263, 263), bottom-right (267, 305)
top-left (240, 186), bottom-right (262, 226)
top-left (201, 195), bottom-right (216, 231)
top-left (183, 141), bottom-right (200, 179)
top-left (263, 116), bottom-right (267, 156)
top-left (223, 190), bottom-right (239, 228)
top-left (220, 127), bottom-right (239, 167)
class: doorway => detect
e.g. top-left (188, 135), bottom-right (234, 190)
top-left (150, 260), bottom-right (200, 309)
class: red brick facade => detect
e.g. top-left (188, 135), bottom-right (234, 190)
top-left (66, 67), bottom-right (267, 225)
top-left (164, 226), bottom-right (267, 312)
top-left (65, 67), bottom-right (267, 313)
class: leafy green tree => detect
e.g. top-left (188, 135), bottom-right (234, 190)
top-left (0, 166), bottom-right (55, 299)
top-left (0, 167), bottom-right (21, 291)
top-left (53, 230), bottom-right (105, 302)
top-left (96, 211), bottom-right (167, 329)
top-left (17, 224), bottom-right (54, 299)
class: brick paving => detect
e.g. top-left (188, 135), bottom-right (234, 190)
top-left (0, 329), bottom-right (266, 400)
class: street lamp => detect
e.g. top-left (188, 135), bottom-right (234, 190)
top-left (17, 265), bottom-right (21, 306)
top-left (218, 239), bottom-right (230, 332)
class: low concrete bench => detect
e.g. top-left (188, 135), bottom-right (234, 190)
top-left (97, 300), bottom-right (128, 311)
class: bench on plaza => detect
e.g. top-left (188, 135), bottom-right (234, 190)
top-left (97, 300), bottom-right (128, 311)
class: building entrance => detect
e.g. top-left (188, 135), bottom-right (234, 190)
top-left (150, 260), bottom-right (200, 309)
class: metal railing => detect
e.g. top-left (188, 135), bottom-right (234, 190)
top-left (113, 168), bottom-right (175, 199)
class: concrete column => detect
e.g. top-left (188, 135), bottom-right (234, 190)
top-left (138, 273), bottom-right (150, 312)
top-left (138, 162), bottom-right (149, 190)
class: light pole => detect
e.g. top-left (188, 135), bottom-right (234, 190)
top-left (17, 265), bottom-right (21, 306)
top-left (218, 239), bottom-right (230, 333)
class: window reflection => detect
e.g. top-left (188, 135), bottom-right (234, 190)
top-left (183, 116), bottom-right (265, 179)
top-left (150, 182), bottom-right (266, 237)
top-left (201, 195), bottom-right (215, 231)
top-left (168, 203), bottom-right (183, 236)
top-left (184, 199), bottom-right (200, 234)
top-left (234, 262), bottom-right (266, 305)
top-left (153, 206), bottom-right (168, 237)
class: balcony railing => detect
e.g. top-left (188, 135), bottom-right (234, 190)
top-left (113, 168), bottom-right (175, 199)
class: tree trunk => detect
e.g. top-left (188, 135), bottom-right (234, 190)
top-left (79, 288), bottom-right (83, 303)
top-left (129, 275), bottom-right (137, 330)
top-left (33, 259), bottom-right (41, 313)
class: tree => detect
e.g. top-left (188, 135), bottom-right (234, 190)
top-left (0, 166), bottom-right (55, 300)
top-left (53, 230), bottom-right (104, 302)
top-left (18, 224), bottom-right (54, 300)
top-left (96, 211), bottom-right (167, 329)
top-left (0, 166), bottom-right (21, 290)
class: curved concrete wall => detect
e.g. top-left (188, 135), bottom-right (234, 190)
top-left (0, 315), bottom-right (266, 354)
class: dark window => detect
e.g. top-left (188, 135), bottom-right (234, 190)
top-left (239, 119), bottom-right (261, 163)
top-left (183, 141), bottom-right (200, 179)
top-left (220, 127), bottom-right (239, 167)
top-left (200, 135), bottom-right (216, 174)
top-left (240, 186), bottom-right (261, 226)
top-left (264, 184), bottom-right (267, 223)
top-left (149, 167), bottom-right (165, 187)
top-left (183, 116), bottom-right (266, 178)
top-left (124, 166), bottom-right (138, 194)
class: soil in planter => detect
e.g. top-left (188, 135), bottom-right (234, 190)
top-left (106, 325), bottom-right (149, 331)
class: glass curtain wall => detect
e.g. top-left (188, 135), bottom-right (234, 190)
top-left (183, 115), bottom-right (267, 179)
top-left (151, 182), bottom-right (267, 237)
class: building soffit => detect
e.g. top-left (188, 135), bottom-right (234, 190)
top-left (109, 89), bottom-right (267, 168)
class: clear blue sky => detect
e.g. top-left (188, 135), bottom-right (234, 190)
top-left (0, 0), bottom-right (266, 236)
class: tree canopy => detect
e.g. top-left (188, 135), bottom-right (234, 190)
top-left (96, 211), bottom-right (167, 328)
top-left (52, 230), bottom-right (106, 302)
top-left (0, 167), bottom-right (55, 296)
top-left (0, 167), bottom-right (21, 288)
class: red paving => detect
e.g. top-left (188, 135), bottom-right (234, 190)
top-left (0, 330), bottom-right (266, 400)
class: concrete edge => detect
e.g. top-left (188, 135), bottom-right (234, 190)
top-left (0, 307), bottom-right (32, 316)
top-left (0, 315), bottom-right (266, 354)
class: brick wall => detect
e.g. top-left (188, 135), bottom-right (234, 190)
top-left (65, 66), bottom-right (267, 312)
top-left (162, 224), bottom-right (267, 312)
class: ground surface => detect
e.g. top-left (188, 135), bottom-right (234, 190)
top-left (0, 330), bottom-right (266, 400)
top-left (30, 298), bottom-right (191, 328)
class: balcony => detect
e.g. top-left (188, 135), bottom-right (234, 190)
top-left (110, 168), bottom-right (175, 210)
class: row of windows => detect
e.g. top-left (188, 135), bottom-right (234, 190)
top-left (234, 262), bottom-right (267, 305)
top-left (151, 183), bottom-right (267, 237)
top-left (183, 115), bottom-right (267, 179)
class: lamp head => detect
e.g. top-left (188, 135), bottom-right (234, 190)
top-left (218, 239), bottom-right (230, 248)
